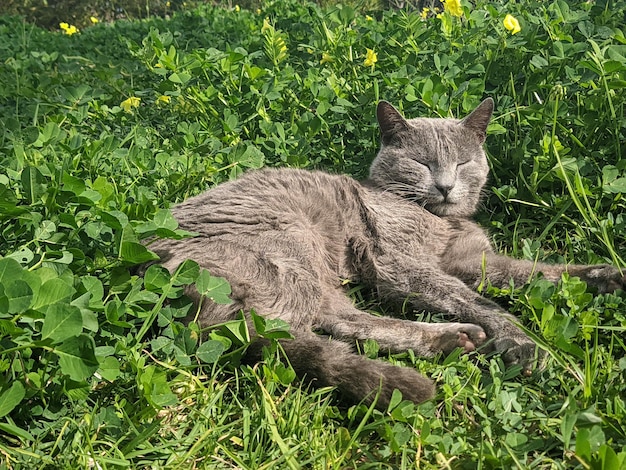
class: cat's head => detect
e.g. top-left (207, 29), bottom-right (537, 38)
top-left (368, 98), bottom-right (493, 217)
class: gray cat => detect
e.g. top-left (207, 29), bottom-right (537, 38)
top-left (149, 98), bottom-right (625, 409)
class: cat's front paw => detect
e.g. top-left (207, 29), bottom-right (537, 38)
top-left (574, 264), bottom-right (625, 294)
top-left (428, 323), bottom-right (487, 355)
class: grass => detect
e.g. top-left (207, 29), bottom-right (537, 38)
top-left (1, 0), bottom-right (626, 468)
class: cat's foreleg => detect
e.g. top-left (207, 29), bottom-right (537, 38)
top-left (373, 254), bottom-right (536, 373)
top-left (443, 251), bottom-right (625, 293)
top-left (440, 221), bottom-right (624, 292)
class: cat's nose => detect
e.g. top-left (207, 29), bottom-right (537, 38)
top-left (435, 183), bottom-right (453, 198)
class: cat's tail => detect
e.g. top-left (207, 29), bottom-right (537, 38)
top-left (247, 331), bottom-right (435, 410)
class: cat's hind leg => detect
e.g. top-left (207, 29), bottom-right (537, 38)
top-left (247, 330), bottom-right (435, 410)
top-left (318, 294), bottom-right (487, 357)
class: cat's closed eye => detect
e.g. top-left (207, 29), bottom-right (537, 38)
top-left (412, 159), bottom-right (431, 171)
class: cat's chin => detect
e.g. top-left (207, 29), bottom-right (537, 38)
top-left (426, 202), bottom-right (472, 218)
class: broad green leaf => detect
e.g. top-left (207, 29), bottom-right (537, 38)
top-left (81, 276), bottom-right (104, 309)
top-left (32, 278), bottom-right (75, 310)
top-left (220, 318), bottom-right (250, 346)
top-left (576, 410), bottom-right (604, 425)
top-left (0, 285), bottom-right (8, 313)
top-left (139, 365), bottom-right (177, 408)
top-left (208, 331), bottom-right (232, 350)
top-left (54, 334), bottom-right (99, 381)
top-left (92, 176), bottom-right (114, 205)
top-left (576, 425), bottom-right (606, 461)
top-left (173, 329), bottom-right (197, 366)
top-left (26, 371), bottom-right (42, 389)
top-left (196, 340), bottom-right (226, 363)
top-left (168, 72), bottom-right (192, 84)
top-left (603, 177), bottom-right (626, 193)
top-left (608, 79), bottom-right (626, 89)
top-left (119, 240), bottom-right (159, 265)
top-left (144, 264), bottom-right (171, 291)
top-left (6, 247), bottom-right (34, 264)
top-left (62, 172), bottom-right (86, 195)
top-left (504, 432), bottom-right (528, 448)
top-left (6, 280), bottom-right (33, 313)
top-left (251, 308), bottom-right (267, 335)
top-left (597, 444), bottom-right (620, 470)
top-left (155, 227), bottom-right (197, 239)
top-left (273, 362), bottom-right (296, 385)
top-left (0, 381), bottom-right (25, 418)
top-left (387, 389), bottom-right (404, 412)
top-left (119, 226), bottom-right (159, 265)
top-left (41, 304), bottom-right (83, 343)
top-left (196, 270), bottom-right (232, 304)
top-left (228, 143), bottom-right (265, 169)
top-left (105, 299), bottom-right (125, 323)
top-left (153, 209), bottom-right (179, 230)
top-left (172, 259), bottom-right (200, 285)
top-left (604, 59), bottom-right (626, 73)
top-left (34, 220), bottom-right (56, 241)
top-left (45, 250), bottom-right (73, 266)
top-left (21, 166), bottom-right (46, 204)
top-left (150, 336), bottom-right (174, 354)
top-left (101, 210), bottom-right (129, 230)
top-left (97, 356), bottom-right (121, 382)
top-left (173, 346), bottom-right (192, 366)
top-left (0, 258), bottom-right (24, 284)
top-left (263, 318), bottom-right (291, 334)
top-left (77, 189), bottom-right (102, 204)
top-left (250, 309), bottom-right (291, 339)
top-left (59, 84), bottom-right (93, 104)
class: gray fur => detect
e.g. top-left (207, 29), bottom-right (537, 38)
top-left (148, 98), bottom-right (625, 409)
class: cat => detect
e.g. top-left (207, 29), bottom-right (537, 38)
top-left (148, 98), bottom-right (625, 409)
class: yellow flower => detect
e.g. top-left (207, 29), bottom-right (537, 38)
top-left (157, 95), bottom-right (171, 104)
top-left (234, 5), bottom-right (240, 12)
top-left (59, 22), bottom-right (79, 36)
top-left (364, 48), bottom-right (377, 67)
top-left (257, 9), bottom-right (261, 14)
top-left (262, 18), bottom-right (272, 34)
top-left (320, 52), bottom-right (334, 64)
top-left (443, 0), bottom-right (463, 17)
top-left (166, 1), bottom-right (171, 6)
top-left (120, 97), bottom-right (141, 113)
top-left (503, 14), bottom-right (521, 34)
top-left (365, 15), bottom-right (373, 21)
top-left (90, 16), bottom-right (99, 24)
top-left (421, 8), bottom-right (430, 19)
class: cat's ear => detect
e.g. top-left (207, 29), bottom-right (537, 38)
top-left (377, 101), bottom-right (410, 144)
top-left (460, 98), bottom-right (494, 143)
